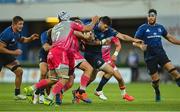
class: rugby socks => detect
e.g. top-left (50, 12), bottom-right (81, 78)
top-left (49, 81), bottom-right (64, 100)
top-left (96, 76), bottom-right (110, 91)
top-left (152, 80), bottom-right (160, 101)
top-left (15, 88), bottom-right (20, 96)
top-left (119, 86), bottom-right (126, 96)
top-left (80, 74), bottom-right (90, 91)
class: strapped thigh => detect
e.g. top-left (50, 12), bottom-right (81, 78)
top-left (11, 65), bottom-right (21, 72)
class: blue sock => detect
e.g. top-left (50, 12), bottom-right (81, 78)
top-left (15, 89), bottom-right (20, 96)
top-left (152, 80), bottom-right (161, 101)
top-left (55, 94), bottom-right (61, 105)
top-left (96, 76), bottom-right (110, 91)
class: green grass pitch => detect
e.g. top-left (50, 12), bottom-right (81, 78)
top-left (0, 83), bottom-right (180, 112)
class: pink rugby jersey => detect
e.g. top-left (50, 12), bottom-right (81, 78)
top-left (51, 21), bottom-right (83, 50)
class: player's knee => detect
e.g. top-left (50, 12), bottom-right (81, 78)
top-left (152, 79), bottom-right (160, 87)
top-left (40, 70), bottom-right (48, 79)
top-left (41, 69), bottom-right (48, 76)
top-left (151, 72), bottom-right (159, 80)
top-left (14, 67), bottom-right (23, 77)
top-left (83, 62), bottom-right (93, 74)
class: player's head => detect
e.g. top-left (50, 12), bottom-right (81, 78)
top-left (57, 11), bottom-right (70, 22)
top-left (147, 9), bottom-right (157, 25)
top-left (12, 16), bottom-right (24, 32)
top-left (98, 16), bottom-right (112, 32)
top-left (69, 17), bottom-right (83, 24)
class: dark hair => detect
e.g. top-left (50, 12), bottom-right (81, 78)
top-left (148, 9), bottom-right (157, 15)
top-left (12, 16), bottom-right (24, 24)
top-left (69, 17), bottom-right (80, 21)
top-left (100, 16), bottom-right (112, 26)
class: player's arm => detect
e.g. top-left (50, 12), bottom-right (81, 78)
top-left (74, 31), bottom-right (94, 41)
top-left (82, 16), bottom-right (99, 31)
top-left (85, 38), bottom-right (112, 46)
top-left (42, 28), bottom-right (52, 51)
top-left (111, 38), bottom-right (121, 62)
top-left (132, 25), bottom-right (147, 51)
top-left (165, 33), bottom-right (180, 45)
top-left (116, 32), bottom-right (143, 43)
top-left (19, 33), bottom-right (39, 43)
top-left (74, 31), bottom-right (108, 45)
top-left (0, 41), bottom-right (22, 56)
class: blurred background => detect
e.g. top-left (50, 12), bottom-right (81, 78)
top-left (0, 0), bottom-right (180, 83)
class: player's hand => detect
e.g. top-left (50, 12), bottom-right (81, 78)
top-left (13, 49), bottom-right (22, 56)
top-left (140, 44), bottom-right (147, 51)
top-left (84, 32), bottom-right (95, 42)
top-left (30, 33), bottom-right (39, 40)
top-left (91, 16), bottom-right (99, 24)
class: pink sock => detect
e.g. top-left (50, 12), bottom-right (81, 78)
top-left (52, 81), bottom-right (64, 95)
top-left (80, 74), bottom-right (90, 90)
top-left (35, 79), bottom-right (49, 89)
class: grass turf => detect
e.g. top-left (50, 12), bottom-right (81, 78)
top-left (0, 82), bottom-right (180, 112)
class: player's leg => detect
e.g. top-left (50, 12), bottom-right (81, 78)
top-left (44, 65), bottom-right (69, 106)
top-left (24, 47), bottom-right (61, 98)
top-left (56, 72), bottom-right (75, 105)
top-left (33, 62), bottom-right (49, 104)
top-left (94, 71), bottom-right (109, 100)
top-left (95, 62), bottom-right (134, 101)
top-left (146, 58), bottom-right (161, 102)
top-left (70, 51), bottom-right (93, 103)
top-left (163, 62), bottom-right (180, 86)
top-left (89, 70), bottom-right (102, 86)
top-left (5, 60), bottom-right (26, 100)
top-left (95, 61), bottom-right (115, 95)
top-left (74, 61), bottom-right (93, 103)
top-left (43, 47), bottom-right (71, 106)
top-left (114, 70), bottom-right (134, 101)
top-left (24, 71), bottom-right (56, 97)
top-left (158, 52), bottom-right (180, 86)
top-left (62, 74), bottom-right (75, 92)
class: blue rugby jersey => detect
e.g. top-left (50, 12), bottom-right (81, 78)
top-left (0, 26), bottom-right (22, 50)
top-left (135, 23), bottom-right (168, 60)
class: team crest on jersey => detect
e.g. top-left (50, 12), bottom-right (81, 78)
top-left (146, 29), bottom-right (150, 32)
top-left (100, 34), bottom-right (104, 38)
top-left (97, 60), bottom-right (102, 65)
top-left (12, 38), bottom-right (15, 42)
top-left (158, 28), bottom-right (162, 32)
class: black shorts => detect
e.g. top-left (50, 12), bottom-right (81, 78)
top-left (145, 52), bottom-right (170, 75)
top-left (84, 52), bottom-right (105, 69)
top-left (0, 53), bottom-right (16, 71)
top-left (39, 48), bottom-right (48, 63)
